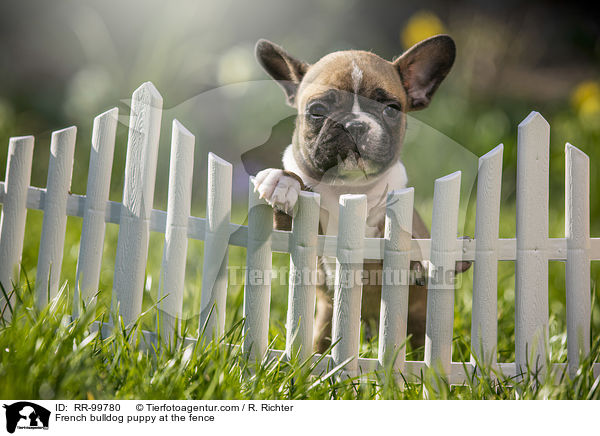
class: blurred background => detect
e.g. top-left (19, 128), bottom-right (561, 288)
top-left (1, 0), bottom-right (599, 359)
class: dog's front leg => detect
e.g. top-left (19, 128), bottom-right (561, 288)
top-left (253, 168), bottom-right (337, 354)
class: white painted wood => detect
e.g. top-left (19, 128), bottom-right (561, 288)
top-left (285, 190), bottom-right (320, 361)
top-left (0, 136), bottom-right (34, 319)
top-left (199, 152), bottom-right (232, 342)
top-left (242, 177), bottom-right (273, 360)
top-left (378, 188), bottom-right (413, 373)
top-left (515, 111), bottom-right (549, 376)
top-left (7, 182), bottom-right (600, 262)
top-left (471, 144), bottom-right (503, 366)
top-left (112, 82), bottom-right (163, 325)
top-left (2, 75), bottom-right (598, 384)
top-left (424, 171), bottom-right (461, 378)
top-left (74, 108), bottom-right (118, 316)
top-left (35, 126), bottom-right (77, 309)
top-left (331, 194), bottom-right (367, 376)
top-left (157, 120), bottom-right (195, 341)
top-left (565, 142), bottom-right (591, 377)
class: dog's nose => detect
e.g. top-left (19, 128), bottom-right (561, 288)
top-left (345, 120), bottom-right (368, 139)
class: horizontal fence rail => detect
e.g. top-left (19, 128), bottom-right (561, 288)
top-left (0, 82), bottom-right (597, 387)
top-left (4, 184), bottom-right (600, 262)
top-left (6, 184), bottom-right (600, 262)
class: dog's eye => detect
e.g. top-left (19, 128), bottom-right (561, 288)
top-left (383, 104), bottom-right (401, 118)
top-left (308, 103), bottom-right (328, 119)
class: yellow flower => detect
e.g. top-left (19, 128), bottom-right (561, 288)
top-left (401, 11), bottom-right (446, 49)
top-left (571, 80), bottom-right (600, 118)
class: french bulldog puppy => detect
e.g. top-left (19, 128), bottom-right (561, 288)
top-left (252, 35), bottom-right (465, 354)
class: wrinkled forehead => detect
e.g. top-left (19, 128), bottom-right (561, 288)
top-left (297, 51), bottom-right (406, 107)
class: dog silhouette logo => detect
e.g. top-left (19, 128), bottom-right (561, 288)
top-left (2, 402), bottom-right (50, 433)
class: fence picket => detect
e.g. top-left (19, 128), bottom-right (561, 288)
top-left (74, 108), bottom-right (118, 316)
top-left (424, 171), bottom-right (461, 378)
top-left (285, 191), bottom-right (320, 361)
top-left (515, 111), bottom-right (549, 377)
top-left (199, 152), bottom-right (232, 342)
top-left (158, 120), bottom-right (195, 340)
top-left (112, 82), bottom-right (163, 325)
top-left (331, 194), bottom-right (367, 376)
top-left (565, 143), bottom-right (591, 377)
top-left (0, 136), bottom-right (34, 319)
top-left (378, 188), bottom-right (413, 374)
top-left (1, 79), bottom-right (598, 386)
top-left (243, 177), bottom-right (273, 360)
top-left (471, 144), bottom-right (503, 366)
top-left (35, 127), bottom-right (77, 309)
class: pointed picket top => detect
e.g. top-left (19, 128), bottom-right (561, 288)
top-left (117, 84), bottom-right (160, 127)
top-left (338, 194), bottom-right (368, 254)
top-left (479, 143), bottom-right (504, 164)
top-left (9, 135), bottom-right (35, 144)
top-left (95, 107), bottom-right (119, 123)
top-left (171, 120), bottom-right (195, 166)
top-left (432, 171), bottom-right (461, 214)
top-left (4, 135), bottom-right (35, 165)
top-left (293, 190), bottom-right (321, 243)
top-left (390, 186), bottom-right (415, 197)
top-left (208, 151), bottom-right (232, 168)
top-left (476, 144), bottom-right (503, 244)
top-left (132, 81), bottom-right (163, 107)
top-left (51, 125), bottom-right (77, 143)
top-left (435, 170), bottom-right (461, 184)
top-left (123, 82), bottom-right (163, 129)
top-left (4, 136), bottom-right (34, 167)
top-left (384, 187), bottom-right (414, 252)
top-left (565, 142), bottom-right (589, 166)
top-left (565, 142), bottom-right (590, 245)
top-left (173, 119), bottom-right (194, 139)
top-left (518, 110), bottom-right (549, 131)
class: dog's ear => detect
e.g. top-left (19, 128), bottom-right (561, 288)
top-left (255, 39), bottom-right (309, 107)
top-left (394, 34), bottom-right (455, 111)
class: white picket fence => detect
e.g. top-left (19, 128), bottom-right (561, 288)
top-left (0, 81), bottom-right (598, 384)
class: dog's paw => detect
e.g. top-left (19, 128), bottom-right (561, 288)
top-left (253, 168), bottom-right (301, 216)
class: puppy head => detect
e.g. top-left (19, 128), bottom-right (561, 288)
top-left (256, 35), bottom-right (455, 183)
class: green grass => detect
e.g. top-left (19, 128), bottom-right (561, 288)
top-left (2, 271), bottom-right (600, 400)
top-left (1, 201), bottom-right (600, 400)
top-left (2, 81), bottom-right (600, 399)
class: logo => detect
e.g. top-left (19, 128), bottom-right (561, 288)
top-left (2, 402), bottom-right (50, 433)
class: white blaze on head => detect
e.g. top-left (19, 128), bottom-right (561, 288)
top-left (345, 58), bottom-right (385, 153)
top-left (351, 60), bottom-right (363, 113)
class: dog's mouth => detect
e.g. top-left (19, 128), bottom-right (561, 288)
top-left (321, 152), bottom-right (383, 183)
top-left (305, 124), bottom-right (395, 183)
